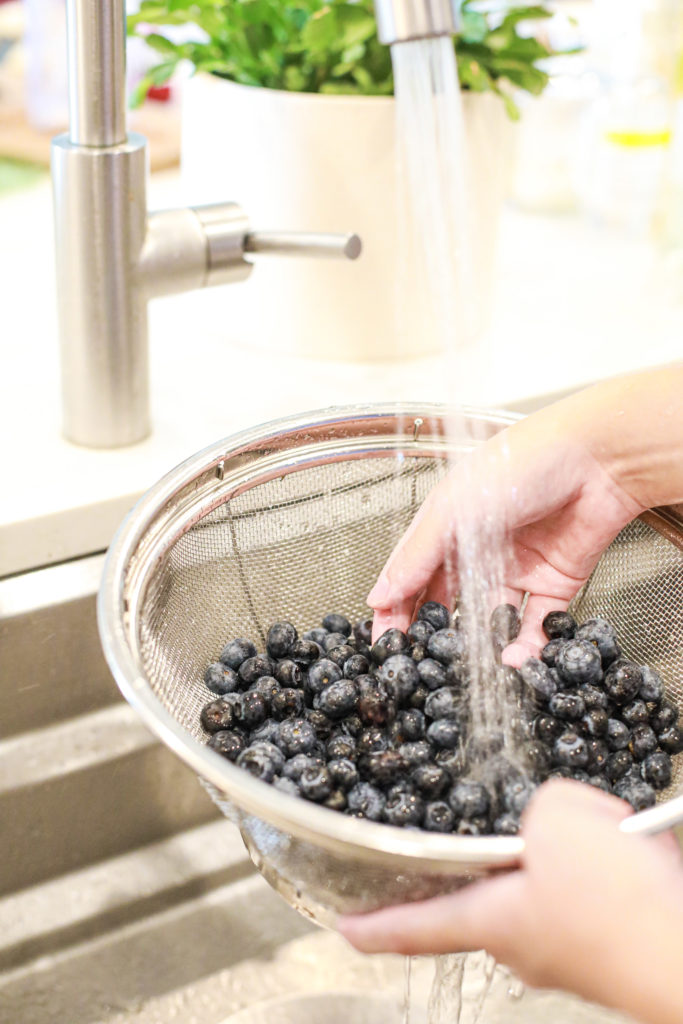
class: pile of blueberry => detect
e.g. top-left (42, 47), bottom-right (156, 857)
top-left (199, 603), bottom-right (682, 835)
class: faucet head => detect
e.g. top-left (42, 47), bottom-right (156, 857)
top-left (374, 0), bottom-right (460, 45)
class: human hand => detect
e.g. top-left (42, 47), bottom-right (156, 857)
top-left (368, 408), bottom-right (642, 663)
top-left (339, 780), bottom-right (683, 1024)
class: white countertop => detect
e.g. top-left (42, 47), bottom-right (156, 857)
top-left (3, 170), bottom-right (683, 576)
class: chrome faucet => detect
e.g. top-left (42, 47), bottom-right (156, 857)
top-left (51, 0), bottom-right (361, 449)
top-left (374, 0), bottom-right (460, 44)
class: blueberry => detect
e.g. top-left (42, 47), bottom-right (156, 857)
top-left (266, 621), bottom-right (298, 659)
top-left (357, 726), bottom-right (389, 755)
top-left (585, 738), bottom-right (609, 772)
top-left (424, 687), bottom-right (461, 721)
top-left (219, 638), bottom-right (257, 670)
top-left (541, 639), bottom-right (565, 668)
top-left (250, 718), bottom-right (281, 745)
top-left (523, 740), bottom-right (550, 775)
top-left (628, 723), bottom-right (658, 761)
top-left (579, 708), bottom-right (608, 737)
top-left (328, 757), bottom-right (359, 790)
top-left (339, 713), bottom-right (363, 738)
top-left (409, 683), bottom-right (429, 710)
top-left (398, 739), bottom-right (433, 768)
top-left (323, 632), bottom-right (350, 654)
top-left (204, 662), bottom-right (240, 696)
top-left (575, 618), bottom-right (620, 666)
top-left (236, 742), bottom-right (284, 782)
top-left (423, 801), bottom-right (455, 832)
top-left (325, 789), bottom-right (348, 812)
top-left (236, 691), bottom-right (269, 729)
top-left (553, 731), bottom-right (589, 768)
top-left (533, 713), bottom-right (564, 745)
top-left (282, 753), bottom-right (324, 781)
top-left (456, 817), bottom-right (489, 836)
top-left (407, 620), bottom-right (435, 645)
top-left (357, 676), bottom-right (396, 726)
top-left (353, 618), bottom-right (374, 646)
top-left (318, 679), bottom-right (359, 719)
top-left (580, 684), bottom-right (610, 711)
top-left (549, 692), bottom-right (586, 721)
top-left (434, 747), bottom-right (468, 778)
top-left (493, 813), bottom-right (521, 835)
top-left (303, 628), bottom-right (328, 646)
top-left (417, 658), bottom-right (449, 690)
top-left (556, 640), bottom-right (603, 686)
top-left (412, 763), bottom-right (450, 799)
top-left (606, 718), bottom-right (631, 751)
top-left (639, 665), bottom-right (665, 703)
top-left (448, 780), bottom-right (491, 819)
top-left (274, 659), bottom-right (303, 688)
top-left (201, 698), bottom-right (236, 733)
top-left (343, 653), bottom-right (370, 679)
top-left (641, 751), bottom-right (672, 789)
top-left (383, 789), bottom-right (424, 827)
top-left (587, 775), bottom-right (612, 793)
top-left (542, 611), bottom-right (576, 640)
top-left (378, 654), bottom-right (420, 703)
top-left (251, 675), bottom-right (280, 704)
top-left (427, 628), bottom-right (465, 666)
top-left (290, 639), bottom-right (322, 665)
top-left (207, 729), bottom-right (246, 761)
top-left (347, 782), bottom-right (385, 821)
top-left (417, 601), bottom-right (450, 631)
top-left (271, 687), bottom-right (305, 721)
top-left (571, 769), bottom-right (591, 784)
top-left (238, 654), bottom-right (276, 685)
top-left (520, 658), bottom-right (558, 704)
top-left (278, 718), bottom-right (317, 757)
top-left (306, 709), bottom-right (335, 740)
top-left (499, 665), bottom-right (525, 704)
top-left (273, 776), bottom-right (301, 797)
top-left (649, 700), bottom-right (678, 734)
top-left (621, 700), bottom-right (649, 727)
top-left (359, 749), bottom-right (405, 787)
top-left (466, 731), bottom-right (505, 762)
top-left (604, 661), bottom-right (643, 705)
top-left (490, 603), bottom-right (521, 645)
top-left (393, 709), bottom-right (426, 743)
top-left (605, 749), bottom-right (633, 783)
top-left (327, 733), bottom-right (356, 760)
top-left (299, 764), bottom-right (333, 802)
top-left (427, 719), bottom-right (461, 749)
top-left (614, 777), bottom-right (656, 812)
top-left (657, 725), bottom-right (683, 755)
top-left (322, 613), bottom-right (352, 637)
top-left (371, 628), bottom-right (410, 664)
top-left (306, 658), bottom-right (342, 695)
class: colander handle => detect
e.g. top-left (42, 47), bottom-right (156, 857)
top-left (618, 795), bottom-right (683, 837)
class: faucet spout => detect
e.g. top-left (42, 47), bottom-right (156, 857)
top-left (374, 0), bottom-right (460, 45)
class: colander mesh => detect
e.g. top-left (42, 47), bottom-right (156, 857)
top-left (130, 444), bottom-right (682, 919)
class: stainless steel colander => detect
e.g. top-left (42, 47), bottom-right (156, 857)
top-left (98, 405), bottom-right (683, 925)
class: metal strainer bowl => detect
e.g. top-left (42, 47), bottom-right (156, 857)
top-left (98, 404), bottom-right (683, 925)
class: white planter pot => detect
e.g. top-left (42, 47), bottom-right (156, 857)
top-left (181, 73), bottom-right (514, 362)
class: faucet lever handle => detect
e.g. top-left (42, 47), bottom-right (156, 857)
top-left (245, 231), bottom-right (361, 261)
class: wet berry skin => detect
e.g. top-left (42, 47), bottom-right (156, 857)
top-left (533, 713), bottom-right (564, 745)
top-left (650, 700), bottom-right (678, 734)
top-left (273, 776), bottom-right (301, 798)
top-left (383, 789), bottom-right (424, 827)
top-left (621, 700), bottom-right (649, 727)
top-left (318, 679), bottom-right (359, 720)
top-left (328, 757), bottom-right (359, 790)
top-left (412, 763), bottom-right (449, 799)
top-left (549, 692), bottom-right (586, 721)
top-left (220, 638), bottom-right (257, 670)
top-left (371, 628), bottom-right (410, 664)
top-left (325, 644), bottom-right (355, 669)
top-left (423, 801), bottom-right (455, 832)
top-left (580, 685), bottom-right (610, 712)
top-left (204, 662), bottom-right (240, 696)
top-left (493, 813), bottom-right (520, 835)
top-left (207, 729), bottom-right (245, 761)
top-left (323, 632), bottom-right (350, 654)
top-left (552, 731), bottom-right (589, 768)
top-left (585, 738), bottom-right (609, 773)
top-left (356, 726), bottom-right (389, 755)
top-left (641, 751), bottom-right (672, 789)
top-left (556, 640), bottom-right (602, 686)
top-left (278, 718), bottom-right (317, 757)
top-left (520, 658), bottom-right (558, 704)
top-left (425, 687), bottom-right (461, 721)
top-left (236, 741), bottom-right (284, 782)
top-left (541, 639), bottom-right (565, 668)
top-left (606, 718), bottom-right (631, 751)
top-left (347, 782), bottom-right (385, 821)
top-left (575, 618), bottom-right (620, 666)
top-left (628, 723), bottom-right (658, 761)
top-left (353, 618), bottom-right (374, 646)
top-left (201, 698), bottom-right (235, 733)
top-left (290, 639), bottom-right (322, 665)
top-left (306, 658), bottom-right (343, 695)
top-left (542, 611), bottom-right (576, 640)
top-left (657, 725), bottom-right (683, 755)
top-left (604, 661), bottom-right (643, 705)
top-left (322, 613), bottom-right (352, 637)
top-left (490, 603), bottom-right (521, 645)
top-left (378, 655), bottom-right (420, 703)
top-left (251, 675), bottom-right (280, 704)
top-left (357, 676), bottom-right (396, 726)
top-left (409, 683), bottom-right (429, 710)
top-left (407, 620), bottom-right (435, 645)
top-left (327, 733), bottom-right (356, 761)
top-left (307, 709), bottom-right (335, 739)
top-left (605, 749), bottom-right (634, 783)
top-left (237, 691), bottom-right (269, 729)
top-left (639, 665), bottom-right (665, 703)
top-left (343, 654), bottom-right (370, 679)
top-left (417, 658), bottom-right (448, 690)
top-left (266, 621), bottom-right (298, 659)
top-left (417, 601), bottom-right (450, 631)
top-left (299, 764), bottom-right (333, 802)
top-left (359, 749), bottom-right (405, 787)
top-left (398, 739), bottom-right (433, 768)
top-left (427, 628), bottom-right (465, 666)
top-left (271, 687), bottom-right (305, 721)
top-left (614, 777), bottom-right (656, 811)
top-left (448, 780), bottom-right (490, 819)
top-left (250, 718), bottom-right (281, 746)
top-left (238, 654), bottom-right (276, 685)
top-left (427, 719), bottom-right (461, 749)
top-left (274, 659), bottom-right (303, 688)
top-left (282, 753), bottom-right (324, 781)
top-left (579, 708), bottom-right (608, 737)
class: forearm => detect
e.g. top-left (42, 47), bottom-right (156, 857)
top-left (527, 365), bottom-right (683, 511)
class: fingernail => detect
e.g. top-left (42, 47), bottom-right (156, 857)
top-left (367, 576), bottom-right (391, 607)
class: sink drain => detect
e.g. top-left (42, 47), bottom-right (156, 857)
top-left (223, 990), bottom-right (411, 1024)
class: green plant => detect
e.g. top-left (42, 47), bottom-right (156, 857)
top-left (128, 0), bottom-right (563, 118)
